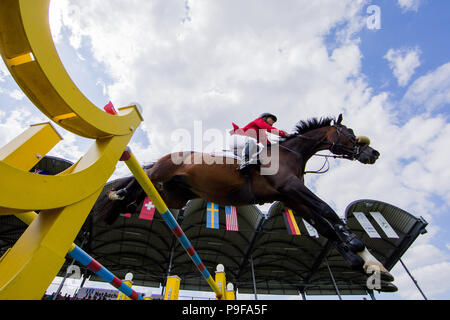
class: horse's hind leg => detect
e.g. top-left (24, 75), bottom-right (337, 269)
top-left (106, 155), bottom-right (181, 210)
top-left (145, 153), bottom-right (187, 183)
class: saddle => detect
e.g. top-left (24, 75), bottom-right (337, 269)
top-left (208, 150), bottom-right (242, 163)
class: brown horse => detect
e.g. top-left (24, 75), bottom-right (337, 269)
top-left (97, 114), bottom-right (397, 292)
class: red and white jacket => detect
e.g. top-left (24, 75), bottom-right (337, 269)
top-left (229, 117), bottom-right (287, 145)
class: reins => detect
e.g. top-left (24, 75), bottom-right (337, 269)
top-left (278, 142), bottom-right (341, 175)
top-left (304, 155), bottom-right (330, 174)
top-left (278, 128), bottom-right (358, 175)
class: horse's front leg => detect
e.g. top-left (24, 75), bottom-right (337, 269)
top-left (282, 198), bottom-right (365, 270)
top-left (280, 176), bottom-right (365, 252)
top-left (280, 176), bottom-right (395, 285)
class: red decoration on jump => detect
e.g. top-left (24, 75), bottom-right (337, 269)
top-left (103, 101), bottom-right (118, 115)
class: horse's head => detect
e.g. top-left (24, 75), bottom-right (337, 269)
top-left (327, 114), bottom-right (380, 164)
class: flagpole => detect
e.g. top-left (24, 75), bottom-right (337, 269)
top-left (250, 255), bottom-right (258, 300)
top-left (399, 259), bottom-right (427, 300)
top-left (52, 236), bottom-right (87, 300)
top-left (325, 256), bottom-right (342, 300)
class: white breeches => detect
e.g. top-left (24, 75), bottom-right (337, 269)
top-left (227, 135), bottom-right (262, 163)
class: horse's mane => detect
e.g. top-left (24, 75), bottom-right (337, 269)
top-left (281, 116), bottom-right (335, 141)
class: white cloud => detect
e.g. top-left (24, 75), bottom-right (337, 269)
top-left (402, 244), bottom-right (450, 270)
top-left (386, 238), bottom-right (450, 300)
top-left (46, 127), bottom-right (88, 164)
top-left (313, 111), bottom-right (450, 221)
top-left (394, 262), bottom-right (450, 299)
top-left (46, 0), bottom-right (449, 243)
top-left (0, 59), bottom-right (9, 82)
top-left (0, 0), bottom-right (448, 299)
top-left (0, 109), bottom-right (47, 145)
top-left (384, 47), bottom-right (421, 87)
top-left (49, 0), bottom-right (68, 43)
top-left (397, 0), bottom-right (422, 12)
top-left (7, 89), bottom-right (25, 101)
top-left (50, 0), bottom-right (371, 160)
top-left (402, 62), bottom-right (450, 113)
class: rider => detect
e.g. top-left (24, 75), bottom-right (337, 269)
top-left (229, 113), bottom-right (289, 173)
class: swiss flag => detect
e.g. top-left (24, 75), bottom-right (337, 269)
top-left (139, 196), bottom-right (156, 221)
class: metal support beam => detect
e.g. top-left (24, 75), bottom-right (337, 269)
top-left (305, 240), bottom-right (333, 283)
top-left (78, 270), bottom-right (89, 290)
top-left (52, 236), bottom-right (88, 299)
top-left (400, 258), bottom-right (427, 300)
top-left (299, 286), bottom-right (307, 300)
top-left (367, 289), bottom-right (376, 300)
top-left (162, 240), bottom-right (177, 298)
top-left (250, 255), bottom-right (258, 300)
top-left (236, 215), bottom-right (268, 280)
top-left (325, 256), bottom-right (342, 300)
top-left (52, 258), bottom-right (77, 300)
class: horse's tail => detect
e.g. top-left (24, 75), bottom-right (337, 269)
top-left (92, 162), bottom-right (155, 225)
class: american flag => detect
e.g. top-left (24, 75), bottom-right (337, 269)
top-left (225, 206), bottom-right (239, 231)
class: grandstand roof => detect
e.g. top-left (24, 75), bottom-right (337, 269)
top-left (0, 156), bottom-right (428, 297)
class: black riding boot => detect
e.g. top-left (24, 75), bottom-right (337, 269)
top-left (238, 143), bottom-right (252, 174)
top-left (334, 224), bottom-right (365, 253)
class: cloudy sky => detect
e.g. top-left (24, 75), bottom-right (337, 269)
top-left (1, 0), bottom-right (449, 300)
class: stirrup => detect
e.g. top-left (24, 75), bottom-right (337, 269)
top-left (238, 161), bottom-right (260, 171)
top-left (238, 162), bottom-right (250, 171)
top-left (238, 162), bottom-right (253, 174)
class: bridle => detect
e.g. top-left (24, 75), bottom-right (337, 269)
top-left (326, 125), bottom-right (364, 161)
top-left (278, 125), bottom-right (366, 173)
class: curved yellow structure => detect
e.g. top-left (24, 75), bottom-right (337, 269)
top-left (0, 0), bottom-right (142, 299)
top-left (0, 0), bottom-right (142, 138)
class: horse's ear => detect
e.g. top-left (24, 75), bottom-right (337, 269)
top-left (337, 114), bottom-right (343, 125)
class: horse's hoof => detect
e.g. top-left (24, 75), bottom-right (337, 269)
top-left (364, 264), bottom-right (395, 282)
top-left (380, 271), bottom-right (395, 282)
top-left (374, 281), bottom-right (398, 293)
top-left (107, 190), bottom-right (125, 201)
top-left (116, 188), bottom-right (128, 198)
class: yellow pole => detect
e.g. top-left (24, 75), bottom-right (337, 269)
top-left (164, 276), bottom-right (181, 300)
top-left (120, 147), bottom-right (223, 299)
top-left (226, 283), bottom-right (236, 300)
top-left (215, 264), bottom-right (227, 300)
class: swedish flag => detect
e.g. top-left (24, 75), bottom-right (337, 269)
top-left (206, 202), bottom-right (219, 229)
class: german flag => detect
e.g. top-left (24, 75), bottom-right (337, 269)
top-left (283, 209), bottom-right (301, 236)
